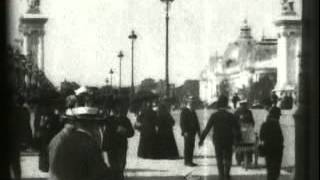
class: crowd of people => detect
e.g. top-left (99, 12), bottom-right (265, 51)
top-left (9, 86), bottom-right (285, 180)
top-left (197, 94), bottom-right (284, 180)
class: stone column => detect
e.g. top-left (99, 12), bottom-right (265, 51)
top-left (22, 33), bottom-right (29, 55)
top-left (293, 53), bottom-right (308, 180)
top-left (274, 3), bottom-right (301, 96)
top-left (37, 31), bottom-right (45, 71)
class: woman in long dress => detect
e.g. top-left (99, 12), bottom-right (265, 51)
top-left (156, 103), bottom-right (179, 159)
top-left (136, 101), bottom-right (158, 159)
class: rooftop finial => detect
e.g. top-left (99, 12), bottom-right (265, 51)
top-left (281, 0), bottom-right (296, 15)
top-left (244, 18), bottom-right (248, 25)
top-left (27, 0), bottom-right (41, 14)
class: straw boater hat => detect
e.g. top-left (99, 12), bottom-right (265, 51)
top-left (74, 86), bottom-right (89, 96)
top-left (185, 95), bottom-right (196, 102)
top-left (65, 106), bottom-right (105, 122)
top-left (63, 87), bottom-right (104, 122)
top-left (239, 99), bottom-right (248, 105)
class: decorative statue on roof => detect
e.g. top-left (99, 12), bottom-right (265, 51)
top-left (27, 0), bottom-right (41, 14)
top-left (281, 0), bottom-right (295, 14)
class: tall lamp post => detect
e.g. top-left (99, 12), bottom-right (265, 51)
top-left (160, 0), bottom-right (174, 97)
top-left (128, 30), bottom-right (137, 96)
top-left (118, 51), bottom-right (124, 90)
top-left (109, 69), bottom-right (114, 88)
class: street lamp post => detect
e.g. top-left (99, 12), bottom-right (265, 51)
top-left (160, 0), bottom-right (174, 97)
top-left (118, 51), bottom-right (124, 90)
top-left (109, 69), bottom-right (114, 87)
top-left (128, 30), bottom-right (137, 96)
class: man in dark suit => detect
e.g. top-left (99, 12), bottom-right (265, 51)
top-left (199, 95), bottom-right (241, 180)
top-left (180, 96), bottom-right (201, 166)
top-left (104, 97), bottom-right (134, 180)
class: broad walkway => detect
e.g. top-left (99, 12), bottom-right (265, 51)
top-left (20, 155), bottom-right (291, 180)
top-left (20, 108), bottom-right (294, 179)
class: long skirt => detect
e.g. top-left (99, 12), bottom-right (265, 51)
top-left (156, 128), bottom-right (179, 159)
top-left (137, 130), bottom-right (157, 159)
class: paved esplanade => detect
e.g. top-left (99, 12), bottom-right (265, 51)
top-left (20, 109), bottom-right (293, 179)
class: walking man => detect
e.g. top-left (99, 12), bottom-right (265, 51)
top-left (199, 95), bottom-right (241, 180)
top-left (180, 96), bottom-right (201, 167)
top-left (232, 93), bottom-right (240, 109)
top-left (260, 98), bottom-right (283, 180)
top-left (104, 97), bottom-right (134, 180)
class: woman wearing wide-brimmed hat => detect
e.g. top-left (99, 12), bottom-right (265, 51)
top-left (234, 100), bottom-right (255, 166)
top-left (136, 100), bottom-right (158, 159)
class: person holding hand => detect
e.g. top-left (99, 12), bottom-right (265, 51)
top-left (199, 95), bottom-right (241, 180)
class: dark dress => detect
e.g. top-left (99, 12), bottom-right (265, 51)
top-left (39, 117), bottom-right (51, 172)
top-left (9, 106), bottom-right (24, 179)
top-left (16, 106), bottom-right (32, 150)
top-left (234, 108), bottom-right (255, 164)
top-left (137, 108), bottom-right (158, 159)
top-left (260, 109), bottom-right (284, 180)
top-left (156, 108), bottom-right (179, 159)
top-left (39, 114), bottom-right (63, 172)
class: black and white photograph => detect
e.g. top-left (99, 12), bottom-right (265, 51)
top-left (3, 0), bottom-right (318, 180)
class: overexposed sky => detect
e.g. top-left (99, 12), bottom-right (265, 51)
top-left (8, 0), bottom-right (301, 87)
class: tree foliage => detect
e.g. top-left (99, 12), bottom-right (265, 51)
top-left (59, 80), bottom-right (80, 97)
top-left (139, 78), bottom-right (157, 92)
top-left (248, 75), bottom-right (275, 105)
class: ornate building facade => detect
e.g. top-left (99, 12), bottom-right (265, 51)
top-left (200, 0), bottom-right (301, 104)
top-left (19, 0), bottom-right (48, 71)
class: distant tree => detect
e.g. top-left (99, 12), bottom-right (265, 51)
top-left (91, 85), bottom-right (114, 109)
top-left (7, 45), bottom-right (61, 109)
top-left (248, 75), bottom-right (275, 105)
top-left (139, 78), bottom-right (157, 92)
top-left (60, 80), bottom-right (80, 97)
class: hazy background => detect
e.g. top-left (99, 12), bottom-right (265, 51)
top-left (8, 0), bottom-right (302, 87)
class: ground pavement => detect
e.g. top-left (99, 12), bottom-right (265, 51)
top-left (20, 109), bottom-right (294, 180)
top-left (20, 155), bottom-right (291, 180)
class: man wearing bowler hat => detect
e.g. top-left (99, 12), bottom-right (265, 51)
top-left (180, 96), bottom-right (201, 166)
top-left (48, 87), bottom-right (112, 180)
top-left (199, 95), bottom-right (241, 180)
